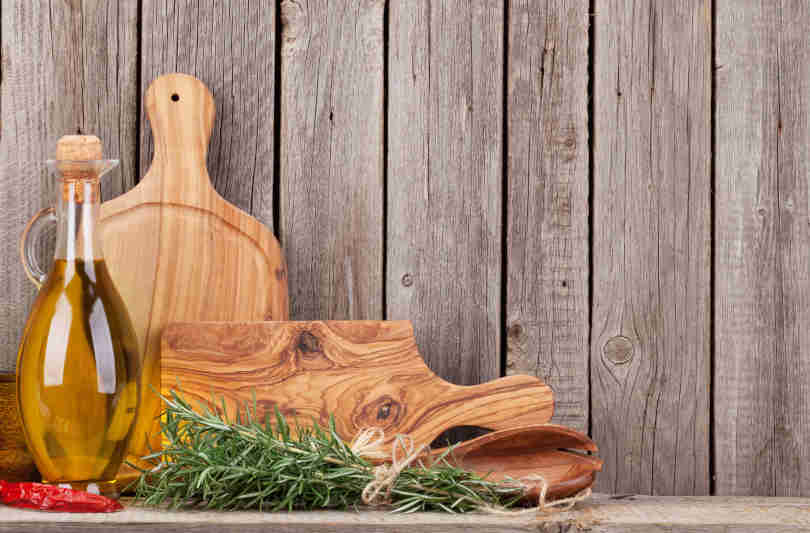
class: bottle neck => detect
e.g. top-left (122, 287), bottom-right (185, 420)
top-left (54, 180), bottom-right (103, 262)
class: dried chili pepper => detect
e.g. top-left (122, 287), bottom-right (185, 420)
top-left (0, 480), bottom-right (123, 513)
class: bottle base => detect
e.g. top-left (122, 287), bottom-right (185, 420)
top-left (40, 479), bottom-right (120, 499)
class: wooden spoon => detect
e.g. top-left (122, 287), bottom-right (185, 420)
top-left (425, 424), bottom-right (602, 502)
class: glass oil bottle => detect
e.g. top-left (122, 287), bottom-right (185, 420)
top-left (16, 135), bottom-right (139, 497)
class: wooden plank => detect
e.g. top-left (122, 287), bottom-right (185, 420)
top-left (279, 0), bottom-right (384, 321)
top-left (591, 0), bottom-right (711, 494)
top-left (387, 0), bottom-right (502, 386)
top-left (715, 1), bottom-right (810, 496)
top-left (504, 0), bottom-right (589, 432)
top-left (140, 0), bottom-right (275, 228)
top-left (1, 495), bottom-right (810, 532)
top-left (0, 0), bottom-right (138, 372)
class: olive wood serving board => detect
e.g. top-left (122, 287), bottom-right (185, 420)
top-left (99, 74), bottom-right (289, 476)
top-left (160, 321), bottom-right (554, 449)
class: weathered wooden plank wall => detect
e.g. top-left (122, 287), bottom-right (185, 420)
top-left (280, 0), bottom-right (384, 322)
top-left (388, 0), bottom-right (503, 387)
top-left (0, 0), bottom-right (138, 369)
top-left (715, 0), bottom-right (810, 496)
top-left (1, 0), bottom-right (810, 497)
top-left (504, 0), bottom-right (589, 433)
top-left (591, 0), bottom-right (711, 494)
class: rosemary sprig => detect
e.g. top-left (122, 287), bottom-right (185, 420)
top-left (131, 389), bottom-right (525, 513)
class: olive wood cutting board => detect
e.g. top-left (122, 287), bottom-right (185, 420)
top-left (160, 321), bottom-right (554, 449)
top-left (99, 73), bottom-right (289, 479)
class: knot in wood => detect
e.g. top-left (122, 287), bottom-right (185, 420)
top-left (603, 336), bottom-right (634, 365)
top-left (297, 331), bottom-right (322, 353)
top-left (355, 395), bottom-right (404, 431)
top-left (507, 323), bottom-right (523, 338)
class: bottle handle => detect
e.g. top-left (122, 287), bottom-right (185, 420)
top-left (19, 207), bottom-right (56, 289)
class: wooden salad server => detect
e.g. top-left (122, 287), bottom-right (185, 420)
top-left (99, 73), bottom-right (289, 484)
top-left (160, 321), bottom-right (554, 449)
top-left (426, 424), bottom-right (602, 502)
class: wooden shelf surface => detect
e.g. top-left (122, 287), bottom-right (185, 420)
top-left (1, 494), bottom-right (809, 532)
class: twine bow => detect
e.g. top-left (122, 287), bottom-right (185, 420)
top-left (351, 429), bottom-right (428, 505)
top-left (350, 427), bottom-right (591, 514)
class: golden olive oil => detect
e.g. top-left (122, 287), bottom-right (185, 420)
top-left (16, 258), bottom-right (139, 493)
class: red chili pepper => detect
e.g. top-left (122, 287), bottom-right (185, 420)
top-left (0, 480), bottom-right (123, 513)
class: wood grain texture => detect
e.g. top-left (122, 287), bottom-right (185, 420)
top-left (591, 0), bottom-right (711, 494)
top-left (434, 424), bottom-right (601, 501)
top-left (3, 495), bottom-right (810, 532)
top-left (505, 0), bottom-right (589, 432)
top-left (0, 374), bottom-right (37, 481)
top-left (140, 0), bottom-right (276, 228)
top-left (161, 321), bottom-right (553, 449)
top-left (0, 0), bottom-right (138, 371)
top-left (387, 0), bottom-right (503, 385)
top-left (279, 0), bottom-right (384, 321)
top-left (715, 0), bottom-right (810, 496)
top-left (100, 74), bottom-right (289, 476)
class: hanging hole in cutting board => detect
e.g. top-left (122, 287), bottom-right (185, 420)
top-left (430, 426), bottom-right (492, 448)
top-left (171, 93), bottom-right (180, 102)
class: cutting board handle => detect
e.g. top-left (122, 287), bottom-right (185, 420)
top-left (143, 73), bottom-right (216, 197)
top-left (435, 374), bottom-right (554, 431)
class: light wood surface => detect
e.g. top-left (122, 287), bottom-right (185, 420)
top-left (1, 495), bottom-right (809, 532)
top-left (505, 0), bottom-right (590, 432)
top-left (0, 0), bottom-right (138, 372)
top-left (140, 0), bottom-right (276, 225)
top-left (714, 0), bottom-right (810, 496)
top-left (279, 0), bottom-right (384, 321)
top-left (160, 321), bottom-right (552, 449)
top-left (591, 0), bottom-right (711, 494)
top-left (99, 74), bottom-right (289, 474)
top-left (386, 0), bottom-right (503, 387)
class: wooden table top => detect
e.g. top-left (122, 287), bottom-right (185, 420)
top-left (0, 494), bottom-right (809, 532)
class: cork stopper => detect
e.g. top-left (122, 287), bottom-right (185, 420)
top-left (54, 135), bottom-right (104, 203)
top-left (56, 135), bottom-right (103, 161)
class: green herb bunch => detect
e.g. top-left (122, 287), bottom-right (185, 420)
top-left (131, 390), bottom-right (525, 513)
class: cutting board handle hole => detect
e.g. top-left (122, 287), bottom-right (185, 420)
top-left (171, 93), bottom-right (180, 102)
top-left (430, 426), bottom-right (492, 448)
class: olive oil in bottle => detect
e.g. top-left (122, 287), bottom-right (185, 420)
top-left (17, 136), bottom-right (139, 497)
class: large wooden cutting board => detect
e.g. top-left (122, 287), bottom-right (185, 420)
top-left (99, 74), bottom-right (289, 476)
top-left (160, 321), bottom-right (553, 449)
